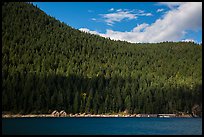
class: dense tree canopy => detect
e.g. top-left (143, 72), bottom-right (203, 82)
top-left (2, 2), bottom-right (202, 115)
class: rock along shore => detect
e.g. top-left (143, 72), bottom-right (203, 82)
top-left (2, 113), bottom-right (193, 118)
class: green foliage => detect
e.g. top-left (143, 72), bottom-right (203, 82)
top-left (2, 2), bottom-right (202, 115)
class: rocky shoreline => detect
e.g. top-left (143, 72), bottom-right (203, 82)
top-left (2, 113), bottom-right (193, 118)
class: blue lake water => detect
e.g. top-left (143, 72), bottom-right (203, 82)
top-left (2, 117), bottom-right (202, 135)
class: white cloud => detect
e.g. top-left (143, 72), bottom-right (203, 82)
top-left (132, 23), bottom-right (149, 32)
top-left (101, 11), bottom-right (137, 26)
top-left (109, 8), bottom-right (114, 11)
top-left (138, 10), bottom-right (145, 13)
top-left (81, 2), bottom-right (201, 43)
top-left (91, 18), bottom-right (96, 21)
top-left (158, 2), bottom-right (184, 9)
top-left (100, 9), bottom-right (153, 26)
top-left (157, 8), bottom-right (164, 12)
top-left (116, 9), bottom-right (122, 12)
top-left (138, 13), bottom-right (153, 16)
top-left (182, 39), bottom-right (195, 43)
top-left (79, 28), bottom-right (100, 35)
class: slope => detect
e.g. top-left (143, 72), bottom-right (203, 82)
top-left (2, 2), bottom-right (202, 116)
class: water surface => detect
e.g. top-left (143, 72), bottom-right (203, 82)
top-left (2, 117), bottom-right (202, 135)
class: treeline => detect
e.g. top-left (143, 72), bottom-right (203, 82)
top-left (2, 2), bottom-right (202, 115)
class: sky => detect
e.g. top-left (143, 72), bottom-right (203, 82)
top-left (33, 2), bottom-right (202, 44)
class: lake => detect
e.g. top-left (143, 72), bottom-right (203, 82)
top-left (2, 117), bottom-right (202, 135)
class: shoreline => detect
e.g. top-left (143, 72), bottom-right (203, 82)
top-left (2, 113), bottom-right (193, 118)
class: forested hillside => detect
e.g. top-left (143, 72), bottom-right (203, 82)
top-left (2, 2), bottom-right (202, 115)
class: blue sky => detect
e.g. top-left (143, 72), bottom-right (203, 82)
top-left (33, 2), bottom-right (202, 44)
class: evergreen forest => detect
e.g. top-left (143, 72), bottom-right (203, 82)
top-left (2, 2), bottom-right (202, 116)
